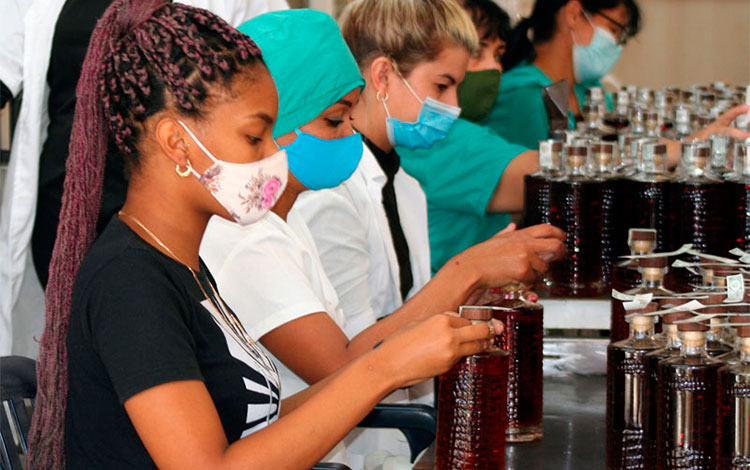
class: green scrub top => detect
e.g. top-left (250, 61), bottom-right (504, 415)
top-left (480, 62), bottom-right (612, 149)
top-left (397, 118), bottom-right (528, 273)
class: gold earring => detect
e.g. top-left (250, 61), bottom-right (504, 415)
top-left (376, 91), bottom-right (389, 103)
top-left (176, 159), bottom-right (192, 177)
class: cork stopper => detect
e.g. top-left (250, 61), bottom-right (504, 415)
top-left (640, 257), bottom-right (668, 268)
top-left (701, 293), bottom-right (727, 315)
top-left (459, 306), bottom-right (493, 321)
top-left (680, 330), bottom-right (707, 346)
top-left (565, 144), bottom-right (588, 168)
top-left (628, 314), bottom-right (655, 331)
top-left (661, 299), bottom-right (691, 325)
top-left (591, 141), bottom-right (616, 166)
top-left (740, 336), bottom-right (750, 350)
top-left (663, 323), bottom-right (679, 339)
top-left (630, 229), bottom-right (657, 242)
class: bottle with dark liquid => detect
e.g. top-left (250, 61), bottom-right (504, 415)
top-left (699, 265), bottom-right (734, 357)
top-left (656, 322), bottom-right (723, 469)
top-left (726, 139), bottom-right (750, 250)
top-left (611, 228), bottom-right (657, 293)
top-left (580, 102), bottom-right (603, 138)
top-left (655, 90), bottom-right (675, 133)
top-left (607, 313), bottom-right (662, 470)
top-left (718, 280), bottom-right (750, 366)
top-left (484, 284), bottom-right (544, 442)
top-left (523, 140), bottom-right (562, 229)
top-left (669, 140), bottom-right (731, 291)
top-left (718, 333), bottom-right (750, 469)
top-left (624, 141), bottom-right (672, 252)
top-left (604, 90), bottom-right (631, 133)
top-left (548, 143), bottom-right (607, 297)
top-left (644, 309), bottom-right (687, 468)
top-left (611, 256), bottom-right (673, 343)
top-left (590, 141), bottom-right (621, 285)
top-left (668, 106), bottom-right (694, 141)
top-left (436, 306), bottom-right (509, 470)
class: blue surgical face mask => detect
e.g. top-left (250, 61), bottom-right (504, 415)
top-left (383, 64), bottom-right (461, 149)
top-left (572, 13), bottom-right (623, 83)
top-left (280, 130), bottom-right (364, 190)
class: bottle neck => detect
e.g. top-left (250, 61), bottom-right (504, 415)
top-left (641, 274), bottom-right (665, 289)
top-left (630, 325), bottom-right (655, 339)
top-left (664, 325), bottom-right (682, 348)
top-left (679, 331), bottom-right (708, 356)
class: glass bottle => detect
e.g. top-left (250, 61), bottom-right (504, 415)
top-left (645, 110), bottom-right (660, 138)
top-left (700, 265), bottom-right (734, 357)
top-left (616, 134), bottom-right (640, 177)
top-left (436, 306), bottom-right (509, 470)
top-left (590, 140), bottom-right (621, 286)
top-left (656, 323), bottom-right (723, 469)
top-left (548, 143), bottom-right (607, 297)
top-left (607, 314), bottom-right (663, 470)
top-left (644, 309), bottom-right (687, 468)
top-left (709, 134), bottom-right (732, 179)
top-left (604, 90), bottom-right (631, 132)
top-left (672, 106), bottom-right (694, 140)
top-left (670, 140), bottom-right (731, 290)
top-left (718, 335), bottom-right (750, 470)
top-left (611, 228), bottom-right (657, 293)
top-left (611, 256), bottom-right (673, 343)
top-left (484, 284), bottom-right (544, 442)
top-left (523, 140), bottom-right (563, 228)
top-left (629, 105), bottom-right (647, 136)
top-left (655, 90), bottom-right (674, 134)
top-left (624, 141), bottom-right (672, 253)
top-left (726, 139), bottom-right (750, 250)
top-left (580, 102), bottom-right (603, 138)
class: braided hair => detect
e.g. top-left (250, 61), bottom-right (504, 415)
top-left (28, 1), bottom-right (263, 467)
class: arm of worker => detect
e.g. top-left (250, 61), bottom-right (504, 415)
top-left (486, 150), bottom-right (539, 213)
top-left (662, 104), bottom-right (750, 168)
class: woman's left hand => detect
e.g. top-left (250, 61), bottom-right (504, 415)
top-left (690, 104), bottom-right (750, 142)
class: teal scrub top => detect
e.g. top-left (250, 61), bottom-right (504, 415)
top-left (480, 62), bottom-right (612, 149)
top-left (397, 118), bottom-right (528, 273)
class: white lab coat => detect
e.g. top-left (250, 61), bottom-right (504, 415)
top-left (0, 0), bottom-right (288, 356)
top-left (294, 144), bottom-right (432, 331)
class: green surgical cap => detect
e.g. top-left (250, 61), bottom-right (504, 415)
top-left (238, 10), bottom-right (365, 139)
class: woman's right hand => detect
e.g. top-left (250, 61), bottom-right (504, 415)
top-left (450, 223), bottom-right (566, 287)
top-left (376, 313), bottom-right (502, 388)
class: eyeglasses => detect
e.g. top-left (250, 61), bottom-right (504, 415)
top-left (592, 10), bottom-right (631, 46)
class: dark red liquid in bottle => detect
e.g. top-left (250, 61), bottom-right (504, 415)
top-left (656, 355), bottom-right (722, 469)
top-left (523, 174), bottom-right (554, 228)
top-left (624, 180), bottom-right (672, 252)
top-left (607, 336), bottom-right (662, 469)
top-left (604, 115), bottom-right (631, 130)
top-left (718, 362), bottom-right (750, 470)
top-left (599, 178), bottom-right (622, 286)
top-left (488, 300), bottom-right (544, 442)
top-left (728, 182), bottom-right (750, 251)
top-left (548, 179), bottom-right (607, 297)
top-left (612, 260), bottom-right (642, 293)
top-left (436, 350), bottom-right (509, 470)
top-left (670, 181), bottom-right (731, 290)
top-left (644, 344), bottom-right (682, 468)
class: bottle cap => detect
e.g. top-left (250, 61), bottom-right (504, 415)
top-left (459, 306), bottom-right (493, 321)
top-left (660, 298), bottom-right (691, 325)
top-left (677, 317), bottom-right (709, 332)
top-left (538, 140), bottom-right (563, 170)
top-left (701, 293), bottom-right (727, 314)
top-left (630, 229), bottom-right (657, 241)
top-left (639, 256), bottom-right (668, 268)
top-left (628, 314), bottom-right (655, 330)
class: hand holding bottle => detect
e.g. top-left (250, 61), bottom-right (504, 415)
top-left (690, 104), bottom-right (750, 141)
top-left (375, 313), bottom-right (503, 388)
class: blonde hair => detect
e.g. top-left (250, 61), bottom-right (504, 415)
top-left (340, 0), bottom-right (479, 76)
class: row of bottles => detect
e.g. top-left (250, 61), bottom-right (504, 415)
top-left (435, 285), bottom-right (544, 469)
top-left (525, 137), bottom-right (750, 297)
top-left (607, 252), bottom-right (750, 469)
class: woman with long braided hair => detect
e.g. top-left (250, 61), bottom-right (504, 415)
top-left (30, 1), bottom-right (499, 468)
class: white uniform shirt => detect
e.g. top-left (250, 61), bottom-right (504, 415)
top-left (0, 0), bottom-right (288, 356)
top-left (294, 144), bottom-right (431, 333)
top-left (200, 210), bottom-right (345, 398)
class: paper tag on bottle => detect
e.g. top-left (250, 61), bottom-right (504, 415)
top-left (730, 248), bottom-right (750, 264)
top-left (686, 249), bottom-right (740, 264)
top-left (725, 274), bottom-right (745, 303)
top-left (673, 313), bottom-right (719, 324)
top-left (622, 244), bottom-right (692, 259)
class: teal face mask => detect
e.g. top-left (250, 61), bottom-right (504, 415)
top-left (457, 69), bottom-right (501, 122)
top-left (281, 130), bottom-right (363, 190)
top-left (382, 64), bottom-right (461, 149)
top-left (572, 13), bottom-right (623, 83)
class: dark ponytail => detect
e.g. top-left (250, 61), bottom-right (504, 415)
top-left (502, 0), bottom-right (641, 72)
top-left (27, 1), bottom-right (262, 467)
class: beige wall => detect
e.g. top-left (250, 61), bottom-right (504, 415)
top-left (612, 0), bottom-right (750, 89)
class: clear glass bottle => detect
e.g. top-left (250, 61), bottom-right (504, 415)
top-left (645, 110), bottom-right (660, 137)
top-left (718, 334), bottom-right (750, 470)
top-left (590, 141), bottom-right (621, 286)
top-left (629, 105), bottom-right (647, 136)
top-left (611, 256), bottom-right (673, 343)
top-left (656, 324), bottom-right (723, 469)
top-left (709, 134), bottom-right (732, 179)
top-left (484, 285), bottom-right (544, 442)
top-left (644, 309), bottom-right (687, 468)
top-left (580, 102), bottom-right (603, 138)
top-left (672, 106), bottom-right (693, 140)
top-left (523, 140), bottom-right (563, 228)
top-left (548, 143), bottom-right (607, 297)
top-left (636, 87), bottom-right (654, 109)
top-left (624, 142), bottom-right (672, 253)
top-left (604, 90), bottom-right (631, 131)
top-left (436, 306), bottom-right (509, 470)
top-left (726, 139), bottom-right (750, 250)
top-left (607, 314), bottom-right (663, 470)
top-left (670, 140), bottom-right (731, 290)
top-left (611, 228), bottom-right (657, 293)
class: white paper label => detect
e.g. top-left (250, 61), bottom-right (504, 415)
top-left (726, 274), bottom-right (745, 303)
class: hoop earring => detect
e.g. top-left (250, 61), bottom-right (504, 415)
top-left (176, 159), bottom-right (192, 178)
top-left (376, 91), bottom-right (389, 103)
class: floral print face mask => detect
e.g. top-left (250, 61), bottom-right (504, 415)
top-left (177, 120), bottom-right (288, 226)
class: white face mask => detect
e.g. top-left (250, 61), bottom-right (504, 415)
top-left (177, 120), bottom-right (288, 226)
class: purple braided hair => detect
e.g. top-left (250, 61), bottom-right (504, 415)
top-left (27, 1), bottom-right (262, 467)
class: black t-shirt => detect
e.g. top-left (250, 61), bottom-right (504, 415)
top-left (33, 0), bottom-right (127, 286)
top-left (65, 217), bottom-right (280, 469)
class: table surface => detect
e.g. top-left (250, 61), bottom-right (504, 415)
top-left (414, 374), bottom-right (607, 470)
